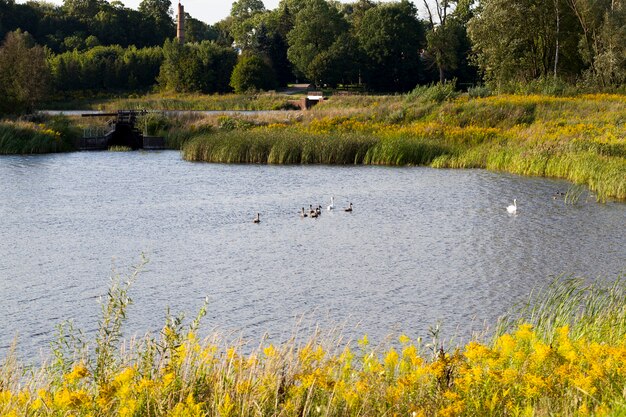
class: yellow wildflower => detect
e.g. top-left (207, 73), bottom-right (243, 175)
top-left (66, 363), bottom-right (89, 382)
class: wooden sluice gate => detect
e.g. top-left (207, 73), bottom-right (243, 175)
top-left (77, 110), bottom-right (166, 151)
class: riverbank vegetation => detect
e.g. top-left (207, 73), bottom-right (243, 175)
top-left (0, 90), bottom-right (623, 201)
top-left (180, 92), bottom-right (626, 201)
top-left (0, 118), bottom-right (77, 154)
top-left (1, 263), bottom-right (626, 416)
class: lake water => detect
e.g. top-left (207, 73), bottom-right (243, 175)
top-left (1, 151), bottom-right (624, 360)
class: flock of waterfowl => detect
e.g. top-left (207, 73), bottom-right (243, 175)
top-left (254, 190), bottom-right (569, 222)
top-left (253, 196), bottom-right (352, 223)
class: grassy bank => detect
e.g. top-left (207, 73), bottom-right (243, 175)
top-left (2, 263), bottom-right (626, 416)
top-left (180, 93), bottom-right (626, 201)
top-left (0, 118), bottom-right (77, 154)
top-left (43, 92), bottom-right (301, 111)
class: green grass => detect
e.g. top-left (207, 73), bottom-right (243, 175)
top-left (0, 118), bottom-right (77, 154)
top-left (82, 93), bottom-right (300, 111)
top-left (183, 130), bottom-right (378, 164)
top-left (497, 275), bottom-right (626, 344)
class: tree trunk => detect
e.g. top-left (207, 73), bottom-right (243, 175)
top-left (554, 0), bottom-right (560, 78)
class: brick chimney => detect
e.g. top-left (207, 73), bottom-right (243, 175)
top-left (177, 2), bottom-right (185, 44)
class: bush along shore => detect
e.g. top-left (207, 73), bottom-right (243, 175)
top-left (180, 93), bottom-right (626, 201)
top-left (1, 261), bottom-right (626, 416)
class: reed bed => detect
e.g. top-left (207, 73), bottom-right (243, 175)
top-left (0, 119), bottom-right (75, 154)
top-left (182, 128), bottom-right (625, 201)
top-left (2, 263), bottom-right (626, 416)
top-left (183, 129), bottom-right (378, 165)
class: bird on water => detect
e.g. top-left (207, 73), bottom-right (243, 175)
top-left (327, 196), bottom-right (335, 210)
top-left (506, 199), bottom-right (517, 214)
top-left (344, 202), bottom-right (353, 212)
top-left (300, 207), bottom-right (308, 218)
top-left (253, 213), bottom-right (260, 223)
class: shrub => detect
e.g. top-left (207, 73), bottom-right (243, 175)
top-left (406, 80), bottom-right (459, 103)
top-left (230, 54), bottom-right (277, 94)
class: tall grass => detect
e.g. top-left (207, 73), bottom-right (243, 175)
top-left (497, 276), bottom-right (626, 344)
top-left (98, 93), bottom-right (298, 112)
top-left (0, 119), bottom-right (76, 154)
top-left (183, 129), bottom-right (379, 165)
top-left (1, 262), bottom-right (626, 416)
top-left (181, 105), bottom-right (626, 200)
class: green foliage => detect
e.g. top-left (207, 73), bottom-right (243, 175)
top-left (286, 0), bottom-right (348, 84)
top-left (230, 54), bottom-right (277, 93)
top-left (0, 120), bottom-right (76, 154)
top-left (158, 39), bottom-right (237, 94)
top-left (138, 0), bottom-right (175, 46)
top-left (49, 45), bottom-right (164, 92)
top-left (1, 0), bottom-right (624, 93)
top-left (217, 115), bottom-right (256, 130)
top-left (356, 0), bottom-right (425, 91)
top-left (0, 30), bottom-right (50, 115)
top-left (467, 85), bottom-right (491, 98)
top-left (308, 33), bottom-right (361, 88)
top-left (93, 256), bottom-right (146, 383)
top-left (503, 77), bottom-right (575, 96)
top-left (229, 0), bottom-right (266, 51)
top-left (406, 81), bottom-right (459, 103)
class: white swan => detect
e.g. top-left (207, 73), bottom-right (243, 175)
top-left (506, 199), bottom-right (517, 214)
top-left (327, 196), bottom-right (335, 211)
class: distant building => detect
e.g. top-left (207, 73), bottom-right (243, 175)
top-left (177, 2), bottom-right (185, 44)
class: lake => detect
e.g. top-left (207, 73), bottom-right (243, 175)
top-left (1, 151), bottom-right (624, 360)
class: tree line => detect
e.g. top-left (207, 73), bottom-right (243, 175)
top-left (0, 0), bottom-right (624, 114)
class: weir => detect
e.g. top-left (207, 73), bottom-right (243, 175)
top-left (77, 110), bottom-right (166, 151)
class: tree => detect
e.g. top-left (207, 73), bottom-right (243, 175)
top-left (308, 33), bottom-right (361, 87)
top-left (230, 0), bottom-right (266, 50)
top-left (63, 0), bottom-right (103, 21)
top-left (422, 0), bottom-right (464, 83)
top-left (230, 54), bottom-right (277, 92)
top-left (586, 8), bottom-right (626, 86)
top-left (287, 0), bottom-right (348, 84)
top-left (184, 14), bottom-right (217, 43)
top-left (232, 5), bottom-right (295, 86)
top-left (356, 0), bottom-right (425, 91)
top-left (138, 0), bottom-right (174, 45)
top-left (564, 0), bottom-right (626, 87)
top-left (468, 0), bottom-right (567, 88)
top-left (157, 39), bottom-right (237, 93)
top-left (0, 30), bottom-right (50, 114)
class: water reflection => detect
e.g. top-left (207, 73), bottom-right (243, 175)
top-left (0, 151), bottom-right (624, 360)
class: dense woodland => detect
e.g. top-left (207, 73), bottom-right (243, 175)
top-left (0, 0), bottom-right (624, 114)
